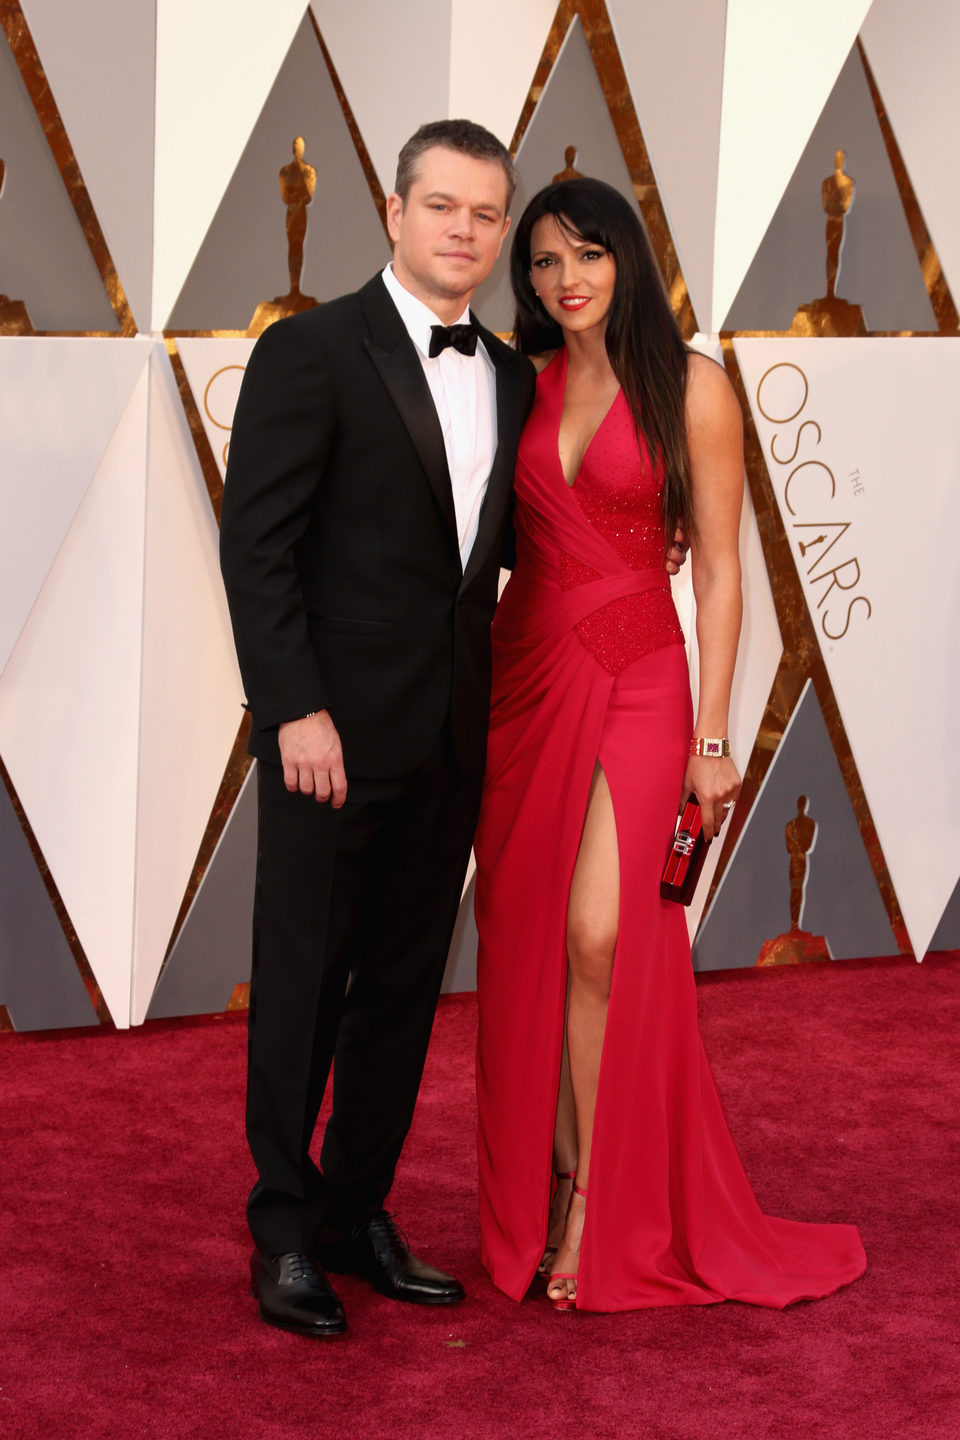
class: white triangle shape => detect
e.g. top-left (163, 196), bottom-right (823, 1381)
top-left (311, 0), bottom-right (451, 198)
top-left (0, 338), bottom-right (152, 673)
top-left (713, 0), bottom-right (874, 332)
top-left (20, 0), bottom-right (157, 331)
top-left (734, 336), bottom-right (960, 958)
top-left (131, 348), bottom-right (244, 1024)
top-left (449, 0), bottom-right (556, 152)
top-left (0, 365), bottom-right (150, 1027)
top-left (152, 0), bottom-right (308, 329)
top-left (176, 337), bottom-right (257, 481)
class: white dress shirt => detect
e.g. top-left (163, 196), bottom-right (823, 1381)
top-left (381, 264), bottom-right (497, 569)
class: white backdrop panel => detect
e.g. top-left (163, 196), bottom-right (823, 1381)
top-left (861, 0), bottom-right (960, 322)
top-left (0, 338), bottom-right (151, 673)
top-left (131, 348), bottom-right (244, 1025)
top-left (736, 337), bottom-right (960, 958)
top-left (714, 0), bottom-right (874, 332)
top-left (152, 0), bottom-right (307, 329)
top-left (0, 366), bottom-right (150, 1025)
top-left (177, 339), bottom-right (257, 481)
top-left (312, 0), bottom-right (451, 198)
top-left (449, 0), bottom-right (555, 150)
top-left (607, 0), bottom-right (727, 333)
top-left (21, 0), bottom-right (157, 332)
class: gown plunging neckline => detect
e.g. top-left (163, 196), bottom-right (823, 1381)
top-left (553, 347), bottom-right (622, 490)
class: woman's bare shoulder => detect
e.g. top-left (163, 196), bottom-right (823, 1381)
top-left (685, 349), bottom-right (741, 430)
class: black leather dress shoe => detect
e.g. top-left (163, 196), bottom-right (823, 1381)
top-left (323, 1212), bottom-right (465, 1305)
top-left (250, 1251), bottom-right (347, 1336)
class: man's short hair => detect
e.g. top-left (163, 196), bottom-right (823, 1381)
top-left (394, 120), bottom-right (516, 210)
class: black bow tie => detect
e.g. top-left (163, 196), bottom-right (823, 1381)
top-left (428, 323), bottom-right (478, 358)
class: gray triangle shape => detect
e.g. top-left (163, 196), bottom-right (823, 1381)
top-left (166, 13), bottom-right (389, 331)
top-left (473, 16), bottom-right (644, 333)
top-left (693, 680), bottom-right (898, 972)
top-left (929, 877), bottom-right (960, 952)
top-left (0, 773), bottom-right (97, 1030)
top-left (723, 44), bottom-right (936, 333)
top-left (0, 25), bottom-right (119, 331)
top-left (147, 763), bottom-right (257, 1019)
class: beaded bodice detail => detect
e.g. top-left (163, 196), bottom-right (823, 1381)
top-left (518, 350), bottom-right (684, 675)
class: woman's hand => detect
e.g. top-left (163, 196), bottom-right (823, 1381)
top-left (680, 754), bottom-right (740, 841)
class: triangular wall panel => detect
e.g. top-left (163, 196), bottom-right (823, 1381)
top-left (0, 338), bottom-right (152, 671)
top-left (474, 17), bottom-right (642, 332)
top-left (724, 45), bottom-right (935, 333)
top-left (861, 0), bottom-right (960, 321)
top-left (312, 0), bottom-right (451, 197)
top-left (736, 336), bottom-right (960, 958)
top-left (0, 22), bottom-right (119, 331)
top-left (167, 13), bottom-right (388, 331)
top-left (693, 680), bottom-right (897, 971)
top-left (608, 0), bottom-right (726, 333)
top-left (713, 0), bottom-right (874, 333)
top-left (0, 366), bottom-right (150, 1026)
top-left (0, 775), bottom-right (97, 1031)
top-left (152, 0), bottom-right (309, 329)
top-left (20, 0), bottom-right (157, 332)
top-left (449, 0), bottom-right (556, 153)
top-left (146, 762), bottom-right (257, 1021)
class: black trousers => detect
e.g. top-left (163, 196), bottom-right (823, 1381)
top-left (245, 729), bottom-right (482, 1255)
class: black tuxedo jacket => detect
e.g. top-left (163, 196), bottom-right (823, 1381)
top-left (219, 273), bottom-right (535, 780)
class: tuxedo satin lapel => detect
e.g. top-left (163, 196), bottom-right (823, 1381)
top-left (360, 278), bottom-right (459, 547)
top-left (461, 325), bottom-right (526, 588)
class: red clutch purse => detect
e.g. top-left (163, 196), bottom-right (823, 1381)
top-left (660, 795), bottom-right (712, 905)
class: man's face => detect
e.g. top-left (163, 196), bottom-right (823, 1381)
top-left (386, 145), bottom-right (511, 316)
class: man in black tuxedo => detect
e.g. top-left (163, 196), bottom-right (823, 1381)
top-left (220, 120), bottom-right (534, 1336)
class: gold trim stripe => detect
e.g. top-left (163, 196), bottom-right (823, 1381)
top-left (511, 0), bottom-right (695, 336)
top-left (858, 38), bottom-right (959, 336)
top-left (308, 6), bottom-right (388, 236)
top-left (164, 340), bottom-right (225, 522)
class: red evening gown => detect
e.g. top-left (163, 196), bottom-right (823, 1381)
top-left (474, 350), bottom-right (865, 1311)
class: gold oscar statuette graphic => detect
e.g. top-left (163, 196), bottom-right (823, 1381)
top-left (756, 796), bottom-right (832, 967)
top-left (0, 158), bottom-right (35, 335)
top-left (553, 145), bottom-right (584, 183)
top-left (791, 149), bottom-right (867, 337)
top-left (249, 136), bottom-right (321, 337)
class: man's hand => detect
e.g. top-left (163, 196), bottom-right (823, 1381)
top-left (665, 523), bottom-right (688, 577)
top-left (277, 710), bottom-right (347, 807)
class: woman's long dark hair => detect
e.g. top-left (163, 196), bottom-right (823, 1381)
top-left (510, 178), bottom-right (693, 550)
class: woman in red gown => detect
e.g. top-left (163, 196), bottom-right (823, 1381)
top-left (474, 179), bottom-right (865, 1312)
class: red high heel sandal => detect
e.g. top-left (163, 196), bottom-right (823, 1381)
top-left (547, 1182), bottom-right (586, 1312)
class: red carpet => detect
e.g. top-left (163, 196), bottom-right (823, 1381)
top-left (1, 954), bottom-right (957, 1440)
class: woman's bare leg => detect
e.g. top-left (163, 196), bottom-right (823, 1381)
top-left (540, 1017), bottom-right (578, 1271)
top-left (547, 762), bottom-right (619, 1304)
